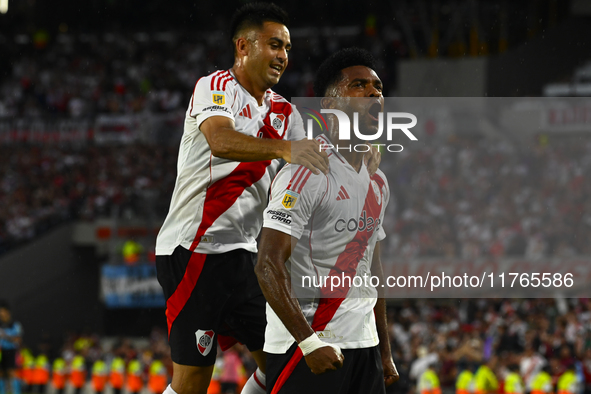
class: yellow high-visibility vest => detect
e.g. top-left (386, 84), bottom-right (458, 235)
top-left (474, 365), bottom-right (498, 394)
top-left (457, 370), bottom-right (474, 394)
top-left (531, 371), bottom-right (552, 394)
top-left (504, 372), bottom-right (524, 394)
top-left (557, 371), bottom-right (578, 394)
top-left (419, 368), bottom-right (442, 394)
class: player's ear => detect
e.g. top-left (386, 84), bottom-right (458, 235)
top-left (235, 37), bottom-right (249, 57)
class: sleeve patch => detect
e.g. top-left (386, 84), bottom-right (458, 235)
top-left (281, 190), bottom-right (299, 209)
top-left (212, 91), bottom-right (225, 105)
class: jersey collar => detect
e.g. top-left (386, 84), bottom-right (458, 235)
top-left (229, 69), bottom-right (273, 107)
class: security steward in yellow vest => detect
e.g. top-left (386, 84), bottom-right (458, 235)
top-left (504, 364), bottom-right (525, 394)
top-left (474, 360), bottom-right (499, 394)
top-left (419, 365), bottom-right (442, 394)
top-left (557, 363), bottom-right (579, 394)
top-left (530, 366), bottom-right (553, 394)
top-left (457, 362), bottom-right (475, 394)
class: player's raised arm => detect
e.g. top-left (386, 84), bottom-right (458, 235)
top-left (200, 116), bottom-right (329, 175)
top-left (255, 228), bottom-right (344, 375)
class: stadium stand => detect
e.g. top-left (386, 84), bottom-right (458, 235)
top-left (1, 132), bottom-right (590, 258)
top-left (0, 1), bottom-right (589, 394)
top-left (9, 298), bottom-right (591, 394)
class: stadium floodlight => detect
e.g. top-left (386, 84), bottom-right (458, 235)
top-left (0, 0), bottom-right (7, 14)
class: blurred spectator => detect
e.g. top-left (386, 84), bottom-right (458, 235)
top-left (0, 144), bottom-right (178, 255)
top-left (219, 346), bottom-right (244, 394)
top-left (0, 301), bottom-right (23, 394)
top-left (521, 343), bottom-right (546, 392)
top-left (582, 348), bottom-right (591, 394)
top-left (0, 27), bottom-right (405, 119)
top-left (0, 32), bottom-right (590, 259)
top-left (382, 137), bottom-right (591, 258)
top-left (411, 345), bottom-right (439, 382)
top-left (122, 238), bottom-right (143, 265)
top-left (0, 298), bottom-right (587, 394)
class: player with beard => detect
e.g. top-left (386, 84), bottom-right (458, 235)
top-left (255, 48), bottom-right (399, 393)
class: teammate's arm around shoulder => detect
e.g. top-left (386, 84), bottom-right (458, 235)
top-left (190, 73), bottom-right (329, 174)
top-left (201, 117), bottom-right (329, 175)
top-left (200, 116), bottom-right (329, 175)
top-left (201, 116), bottom-right (282, 160)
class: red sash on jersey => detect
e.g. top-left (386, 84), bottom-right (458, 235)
top-left (271, 173), bottom-right (384, 394)
top-left (165, 96), bottom-right (294, 336)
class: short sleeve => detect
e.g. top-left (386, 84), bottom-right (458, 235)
top-left (190, 73), bottom-right (236, 127)
top-left (263, 164), bottom-right (327, 239)
top-left (286, 106), bottom-right (306, 141)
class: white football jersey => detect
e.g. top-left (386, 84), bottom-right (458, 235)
top-left (156, 69), bottom-right (305, 256)
top-left (262, 134), bottom-right (390, 353)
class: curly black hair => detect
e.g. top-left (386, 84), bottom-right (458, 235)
top-left (313, 47), bottom-right (377, 97)
top-left (230, 2), bottom-right (289, 47)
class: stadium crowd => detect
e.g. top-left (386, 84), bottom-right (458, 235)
top-left (12, 326), bottom-right (260, 394)
top-left (1, 3), bottom-right (586, 394)
top-left (0, 27), bottom-right (403, 119)
top-left (0, 22), bottom-right (588, 258)
top-left (390, 298), bottom-right (591, 394)
top-left (0, 144), bottom-right (177, 254)
top-left (0, 25), bottom-right (403, 256)
top-left (7, 298), bottom-right (591, 394)
top-left (379, 136), bottom-right (591, 259)
top-left (1, 134), bottom-right (590, 258)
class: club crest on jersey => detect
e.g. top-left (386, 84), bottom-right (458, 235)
top-left (282, 190), bottom-right (298, 209)
top-left (270, 113), bottom-right (286, 134)
top-left (371, 180), bottom-right (382, 205)
top-left (212, 91), bottom-right (225, 105)
top-left (195, 329), bottom-right (215, 356)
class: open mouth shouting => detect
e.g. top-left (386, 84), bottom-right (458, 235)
top-left (367, 101), bottom-right (383, 122)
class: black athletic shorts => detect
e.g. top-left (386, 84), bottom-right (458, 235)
top-left (156, 246), bottom-right (266, 367)
top-left (0, 348), bottom-right (17, 371)
top-left (266, 343), bottom-right (386, 394)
